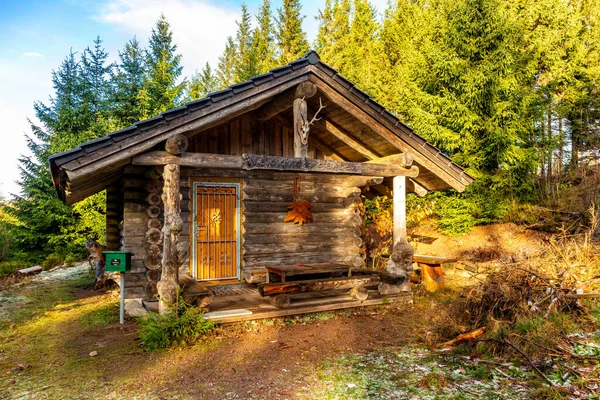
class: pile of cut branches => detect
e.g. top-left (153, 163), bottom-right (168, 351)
top-left (441, 212), bottom-right (600, 393)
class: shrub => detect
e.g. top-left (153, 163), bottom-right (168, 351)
top-left (137, 299), bottom-right (214, 351)
top-left (0, 261), bottom-right (19, 278)
top-left (41, 253), bottom-right (63, 270)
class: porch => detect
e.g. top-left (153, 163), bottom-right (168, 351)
top-left (144, 282), bottom-right (412, 324)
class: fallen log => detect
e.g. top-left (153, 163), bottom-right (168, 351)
top-left (258, 275), bottom-right (379, 297)
top-left (17, 266), bottom-right (43, 276)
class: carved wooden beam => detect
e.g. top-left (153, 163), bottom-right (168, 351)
top-left (132, 151), bottom-right (419, 178)
top-left (256, 82), bottom-right (317, 121)
top-left (316, 118), bottom-right (380, 160)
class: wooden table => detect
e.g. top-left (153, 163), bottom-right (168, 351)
top-left (412, 254), bottom-right (457, 292)
top-left (264, 263), bottom-right (353, 283)
top-left (260, 263), bottom-right (378, 308)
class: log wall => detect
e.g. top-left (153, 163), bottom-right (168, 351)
top-left (120, 165), bottom-right (165, 300)
top-left (118, 114), bottom-right (364, 298)
top-left (181, 168), bottom-right (364, 283)
top-left (105, 182), bottom-right (123, 251)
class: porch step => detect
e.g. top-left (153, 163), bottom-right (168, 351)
top-left (204, 309), bottom-right (253, 320)
top-left (210, 285), bottom-right (256, 297)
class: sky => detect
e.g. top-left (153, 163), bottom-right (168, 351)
top-left (0, 0), bottom-right (389, 198)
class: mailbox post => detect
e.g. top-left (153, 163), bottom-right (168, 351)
top-left (103, 251), bottom-right (133, 324)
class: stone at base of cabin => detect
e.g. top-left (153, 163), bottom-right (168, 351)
top-left (124, 298), bottom-right (149, 317)
top-left (179, 274), bottom-right (215, 308)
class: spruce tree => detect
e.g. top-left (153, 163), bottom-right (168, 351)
top-left (345, 0), bottom-right (383, 94)
top-left (111, 37), bottom-right (148, 127)
top-left (10, 121), bottom-right (78, 262)
top-left (276, 0), bottom-right (309, 64)
top-left (188, 63), bottom-right (219, 100)
top-left (316, 0), bottom-right (350, 68)
top-left (145, 13), bottom-right (185, 115)
top-left (217, 36), bottom-right (237, 88)
top-left (80, 36), bottom-right (111, 129)
top-left (234, 4), bottom-right (259, 81)
top-left (251, 0), bottom-right (277, 74)
top-left (34, 50), bottom-right (85, 140)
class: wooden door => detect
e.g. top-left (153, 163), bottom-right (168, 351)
top-left (192, 183), bottom-right (240, 280)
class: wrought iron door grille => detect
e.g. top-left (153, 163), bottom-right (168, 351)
top-left (192, 182), bottom-right (240, 280)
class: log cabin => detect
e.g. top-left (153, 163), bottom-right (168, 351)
top-left (49, 51), bottom-right (473, 320)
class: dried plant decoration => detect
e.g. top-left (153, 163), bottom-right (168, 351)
top-left (284, 177), bottom-right (313, 225)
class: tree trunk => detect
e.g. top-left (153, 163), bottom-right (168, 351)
top-left (157, 164), bottom-right (182, 316)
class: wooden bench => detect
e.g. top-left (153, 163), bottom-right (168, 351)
top-left (259, 263), bottom-right (379, 308)
top-left (412, 254), bottom-right (456, 292)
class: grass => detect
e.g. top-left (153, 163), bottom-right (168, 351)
top-left (0, 269), bottom-right (137, 398)
top-left (78, 301), bottom-right (120, 328)
top-left (295, 347), bottom-right (538, 399)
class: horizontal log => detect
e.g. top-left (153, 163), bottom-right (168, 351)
top-left (242, 212), bottom-right (361, 224)
top-left (242, 253), bottom-right (361, 268)
top-left (243, 241), bottom-right (361, 256)
top-left (243, 231), bottom-right (360, 245)
top-left (242, 190), bottom-right (348, 204)
top-left (17, 266), bottom-right (43, 276)
top-left (241, 179), bottom-right (360, 194)
top-left (243, 222), bottom-right (361, 235)
top-left (133, 152), bottom-right (419, 178)
top-left (243, 201), bottom-right (346, 213)
top-left (258, 275), bottom-right (379, 296)
top-left (366, 153), bottom-right (413, 167)
top-left (165, 134), bottom-right (189, 155)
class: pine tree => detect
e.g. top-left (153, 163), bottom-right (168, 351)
top-left (251, 0), bottom-right (277, 74)
top-left (111, 37), bottom-right (149, 127)
top-left (217, 36), bottom-right (237, 88)
top-left (145, 13), bottom-right (185, 115)
top-left (188, 63), bottom-right (219, 100)
top-left (276, 0), bottom-right (309, 64)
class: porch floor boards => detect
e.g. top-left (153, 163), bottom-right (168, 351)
top-left (144, 285), bottom-right (412, 324)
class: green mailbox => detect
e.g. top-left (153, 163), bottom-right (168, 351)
top-left (103, 251), bottom-right (133, 272)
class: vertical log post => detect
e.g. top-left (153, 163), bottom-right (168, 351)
top-left (157, 134), bottom-right (187, 316)
top-left (157, 164), bottom-right (182, 316)
top-left (293, 98), bottom-right (309, 158)
top-left (378, 175), bottom-right (414, 295)
top-left (393, 176), bottom-right (407, 245)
